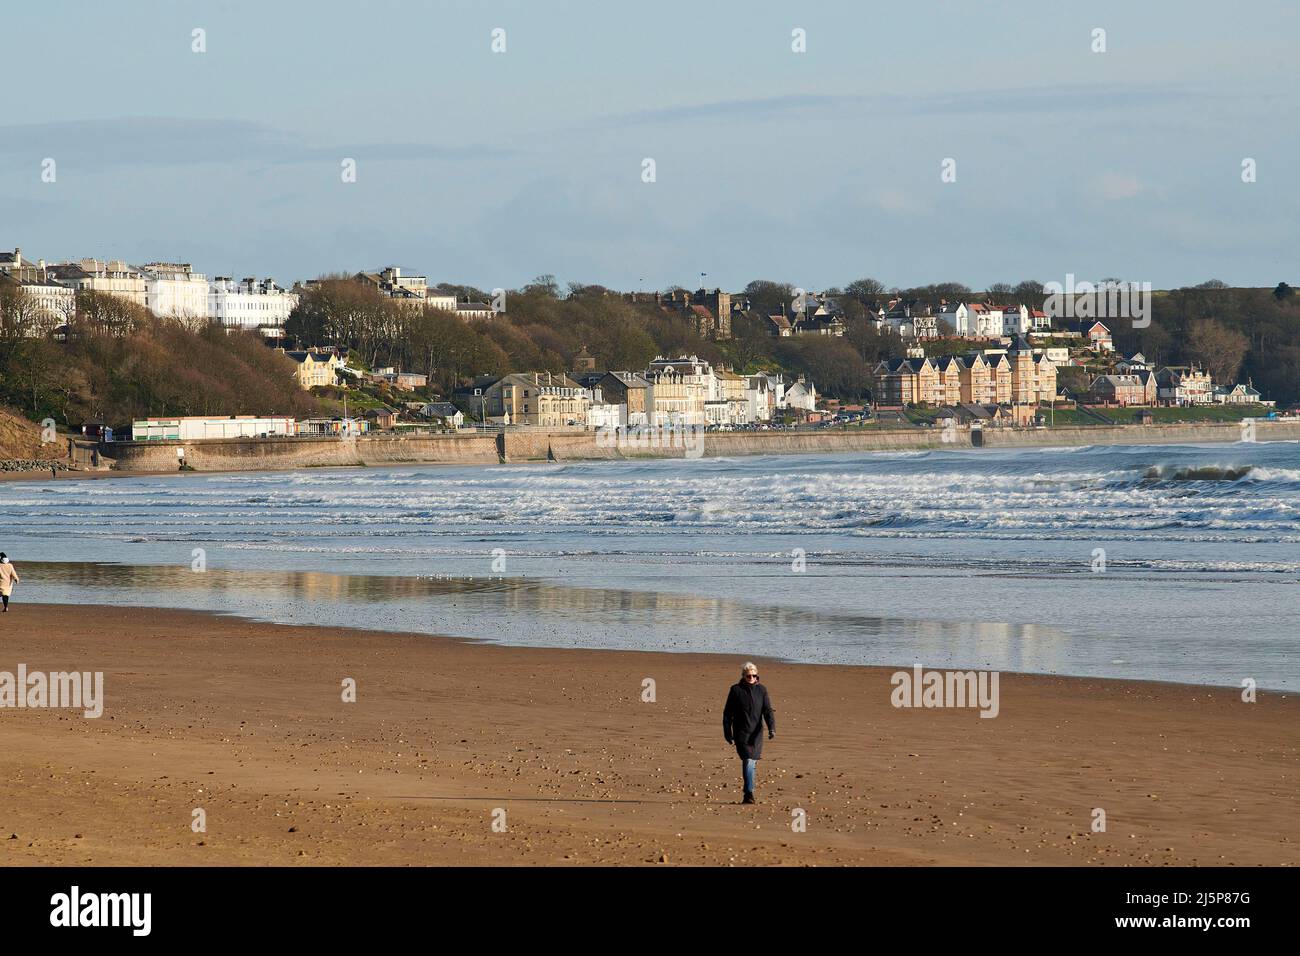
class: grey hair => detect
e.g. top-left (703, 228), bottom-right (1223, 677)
top-left (741, 662), bottom-right (758, 675)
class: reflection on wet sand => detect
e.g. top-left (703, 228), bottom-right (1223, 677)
top-left (26, 561), bottom-right (1070, 671)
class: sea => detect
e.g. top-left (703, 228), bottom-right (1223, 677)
top-left (3, 441), bottom-right (1297, 689)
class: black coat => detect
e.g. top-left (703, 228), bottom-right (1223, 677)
top-left (723, 680), bottom-right (775, 760)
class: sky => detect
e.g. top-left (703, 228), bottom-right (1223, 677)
top-left (1, 0), bottom-right (1297, 293)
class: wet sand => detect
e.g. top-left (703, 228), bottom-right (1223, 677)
top-left (0, 604), bottom-right (1294, 866)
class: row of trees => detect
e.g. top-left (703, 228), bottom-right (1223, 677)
top-left (738, 278), bottom-right (1299, 400)
top-left (0, 294), bottom-right (315, 427)
top-left (1112, 286), bottom-right (1300, 402)
top-left (3, 273), bottom-right (1298, 428)
top-left (283, 274), bottom-right (1300, 405)
top-left (283, 276), bottom-right (908, 400)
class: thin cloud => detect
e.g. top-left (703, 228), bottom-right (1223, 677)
top-left (602, 83), bottom-right (1219, 127)
top-left (0, 117), bottom-right (516, 168)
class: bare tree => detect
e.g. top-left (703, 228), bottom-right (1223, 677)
top-left (1186, 318), bottom-right (1248, 385)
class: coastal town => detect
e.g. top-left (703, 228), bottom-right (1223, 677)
top-left (0, 245), bottom-right (1289, 449)
top-left (5, 0), bottom-right (1300, 910)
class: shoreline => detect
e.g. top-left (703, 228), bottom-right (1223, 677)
top-left (2, 419), bottom-right (1298, 482)
top-left (15, 587), bottom-right (1293, 694)
top-left (1, 603), bottom-right (1295, 866)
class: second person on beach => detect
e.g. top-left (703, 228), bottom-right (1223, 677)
top-left (0, 553), bottom-right (19, 612)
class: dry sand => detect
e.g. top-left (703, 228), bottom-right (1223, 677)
top-left (0, 604), bottom-right (1294, 866)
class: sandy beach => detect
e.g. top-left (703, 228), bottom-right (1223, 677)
top-left (0, 604), bottom-right (1294, 866)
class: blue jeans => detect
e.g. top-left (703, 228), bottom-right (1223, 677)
top-left (743, 758), bottom-right (757, 793)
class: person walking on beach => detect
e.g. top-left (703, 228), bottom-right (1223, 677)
top-left (0, 554), bottom-right (19, 612)
top-left (723, 662), bottom-right (775, 805)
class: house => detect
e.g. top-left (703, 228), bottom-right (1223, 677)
top-left (368, 368), bottom-right (428, 392)
top-left (484, 372), bottom-right (590, 427)
top-left (793, 311), bottom-right (846, 336)
top-left (0, 251), bottom-right (74, 320)
top-left (765, 313), bottom-right (793, 337)
top-left (783, 377), bottom-right (818, 413)
top-left (364, 406), bottom-right (399, 430)
top-left (657, 288), bottom-right (735, 339)
top-left (573, 376), bottom-right (616, 427)
top-left (1001, 304), bottom-right (1032, 336)
top-left (644, 355), bottom-right (715, 425)
top-left (981, 352), bottom-right (1014, 404)
top-left (131, 416), bottom-right (296, 441)
top-left (879, 298), bottom-right (936, 339)
top-left (937, 404), bottom-right (993, 425)
top-left (1041, 347), bottom-right (1072, 367)
top-left (936, 302), bottom-right (969, 336)
top-left (1133, 369), bottom-right (1158, 405)
top-left (1115, 352), bottom-right (1149, 373)
top-left (281, 349), bottom-right (343, 389)
top-left (586, 398), bottom-right (623, 431)
top-left (451, 375), bottom-right (503, 422)
top-left (957, 354), bottom-right (995, 405)
top-left (587, 371), bottom-right (653, 427)
top-left (965, 304), bottom-right (1004, 338)
top-left (455, 300), bottom-right (495, 320)
top-left (47, 258), bottom-right (149, 308)
top-left (711, 368), bottom-right (750, 424)
top-left (140, 263), bottom-right (209, 325)
top-left (0, 273), bottom-right (76, 333)
top-left (209, 277), bottom-right (298, 336)
top-left (762, 372), bottom-right (788, 410)
top-left (0, 247), bottom-right (29, 275)
top-left (1062, 319), bottom-right (1114, 351)
top-left (1156, 366), bottom-right (1214, 406)
top-left (792, 294), bottom-right (848, 337)
top-left (1212, 382), bottom-right (1262, 405)
top-left (1087, 373), bottom-right (1156, 406)
top-left (873, 358), bottom-right (940, 406)
top-left (933, 355), bottom-right (965, 407)
top-left (420, 401), bottom-right (465, 428)
top-left (353, 267), bottom-right (458, 311)
top-left (1006, 336), bottom-right (1058, 405)
top-left (745, 375), bottom-right (774, 422)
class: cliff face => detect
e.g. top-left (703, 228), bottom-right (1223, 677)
top-left (0, 407), bottom-right (54, 460)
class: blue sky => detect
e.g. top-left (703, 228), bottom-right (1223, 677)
top-left (1, 0), bottom-right (1296, 291)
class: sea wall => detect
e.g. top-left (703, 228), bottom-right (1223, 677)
top-left (95, 420), bottom-right (1300, 473)
top-left (101, 433), bottom-right (501, 472)
top-left (531, 421), bottom-right (1300, 460)
top-left (980, 421), bottom-right (1300, 448)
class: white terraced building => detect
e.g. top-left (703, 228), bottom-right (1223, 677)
top-left (49, 259), bottom-right (149, 308)
top-left (209, 277), bottom-right (299, 337)
top-left (141, 262), bottom-right (208, 326)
